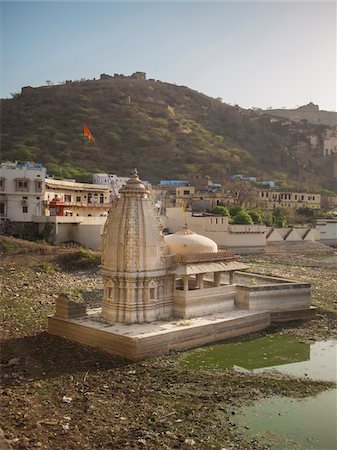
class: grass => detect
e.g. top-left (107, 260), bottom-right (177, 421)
top-left (57, 247), bottom-right (101, 270)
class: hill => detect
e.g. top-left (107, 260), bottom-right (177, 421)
top-left (1, 73), bottom-right (336, 190)
top-left (258, 103), bottom-right (337, 127)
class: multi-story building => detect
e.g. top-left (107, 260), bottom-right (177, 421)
top-left (257, 189), bottom-right (321, 210)
top-left (92, 173), bottom-right (129, 198)
top-left (45, 178), bottom-right (110, 217)
top-left (163, 183), bottom-right (322, 213)
top-left (0, 161), bottom-right (111, 223)
top-left (0, 161), bottom-right (46, 222)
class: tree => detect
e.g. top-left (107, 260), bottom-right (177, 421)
top-left (232, 210), bottom-right (253, 225)
top-left (249, 210), bottom-right (264, 224)
top-left (272, 207), bottom-right (287, 228)
top-left (228, 205), bottom-right (243, 217)
top-left (296, 207), bottom-right (315, 219)
top-left (209, 206), bottom-right (230, 216)
top-left (223, 180), bottom-right (257, 208)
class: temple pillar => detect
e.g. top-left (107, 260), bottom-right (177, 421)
top-left (183, 275), bottom-right (189, 291)
top-left (214, 272), bottom-right (221, 287)
top-left (196, 273), bottom-right (204, 289)
top-left (229, 271), bottom-right (234, 285)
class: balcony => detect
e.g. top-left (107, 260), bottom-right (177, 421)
top-left (15, 178), bottom-right (30, 192)
top-left (44, 200), bottom-right (109, 208)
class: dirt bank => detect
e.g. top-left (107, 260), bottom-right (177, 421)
top-left (1, 239), bottom-right (336, 449)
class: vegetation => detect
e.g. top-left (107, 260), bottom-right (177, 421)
top-left (57, 247), bottom-right (101, 270)
top-left (1, 77), bottom-right (335, 189)
top-left (209, 206), bottom-right (230, 216)
top-left (232, 210), bottom-right (254, 225)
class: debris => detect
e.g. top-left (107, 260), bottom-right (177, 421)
top-left (62, 396), bottom-right (73, 403)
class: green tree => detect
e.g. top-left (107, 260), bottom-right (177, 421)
top-left (232, 210), bottom-right (253, 225)
top-left (248, 210), bottom-right (264, 224)
top-left (209, 206), bottom-right (230, 216)
top-left (228, 205), bottom-right (243, 217)
top-left (296, 207), bottom-right (315, 219)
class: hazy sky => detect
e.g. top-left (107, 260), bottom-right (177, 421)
top-left (1, 1), bottom-right (336, 110)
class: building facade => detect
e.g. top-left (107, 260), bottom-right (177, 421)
top-left (0, 161), bottom-right (46, 222)
top-left (45, 179), bottom-right (110, 217)
top-left (92, 173), bottom-right (129, 198)
top-left (257, 189), bottom-right (321, 210)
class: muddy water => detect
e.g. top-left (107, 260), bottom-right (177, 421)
top-left (179, 336), bottom-right (337, 449)
top-left (235, 388), bottom-right (337, 450)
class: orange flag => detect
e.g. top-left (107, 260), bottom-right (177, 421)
top-left (83, 124), bottom-right (95, 142)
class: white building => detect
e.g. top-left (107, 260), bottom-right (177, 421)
top-left (315, 219), bottom-right (337, 246)
top-left (0, 161), bottom-right (46, 222)
top-left (163, 207), bottom-right (266, 253)
top-left (92, 173), bottom-right (129, 198)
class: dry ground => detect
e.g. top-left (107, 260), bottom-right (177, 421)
top-left (1, 238), bottom-right (336, 450)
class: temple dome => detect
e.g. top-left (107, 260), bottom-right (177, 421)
top-left (164, 226), bottom-right (218, 255)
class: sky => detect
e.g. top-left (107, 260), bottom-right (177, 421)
top-left (1, 0), bottom-right (336, 111)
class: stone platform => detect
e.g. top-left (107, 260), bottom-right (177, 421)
top-left (47, 306), bottom-right (315, 360)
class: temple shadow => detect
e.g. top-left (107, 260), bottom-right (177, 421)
top-left (1, 332), bottom-right (130, 383)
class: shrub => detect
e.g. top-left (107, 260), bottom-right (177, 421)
top-left (59, 248), bottom-right (101, 270)
top-left (209, 206), bottom-right (230, 216)
top-left (232, 210), bottom-right (253, 225)
top-left (228, 205), bottom-right (243, 217)
top-left (248, 210), bottom-right (264, 224)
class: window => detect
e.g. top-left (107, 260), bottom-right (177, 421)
top-left (0, 203), bottom-right (5, 214)
top-left (76, 196), bottom-right (81, 202)
top-left (64, 195), bottom-right (72, 202)
top-left (35, 180), bottom-right (42, 192)
top-left (0, 178), bottom-right (5, 191)
top-left (22, 206), bottom-right (28, 213)
top-left (150, 288), bottom-right (155, 299)
top-left (183, 190), bottom-right (190, 195)
top-left (16, 179), bottom-right (30, 191)
top-left (100, 193), bottom-right (104, 204)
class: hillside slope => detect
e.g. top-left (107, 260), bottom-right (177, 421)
top-left (259, 103), bottom-right (336, 127)
top-left (0, 76), bottom-right (335, 189)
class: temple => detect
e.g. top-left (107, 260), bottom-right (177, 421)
top-left (48, 169), bottom-right (316, 360)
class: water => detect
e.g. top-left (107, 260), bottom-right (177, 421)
top-left (179, 336), bottom-right (337, 449)
top-left (179, 335), bottom-right (336, 381)
top-left (236, 389), bottom-right (337, 450)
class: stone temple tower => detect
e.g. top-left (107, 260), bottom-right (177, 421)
top-left (100, 169), bottom-right (174, 323)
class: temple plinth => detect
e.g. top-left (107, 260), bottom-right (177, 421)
top-left (48, 169), bottom-right (315, 360)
